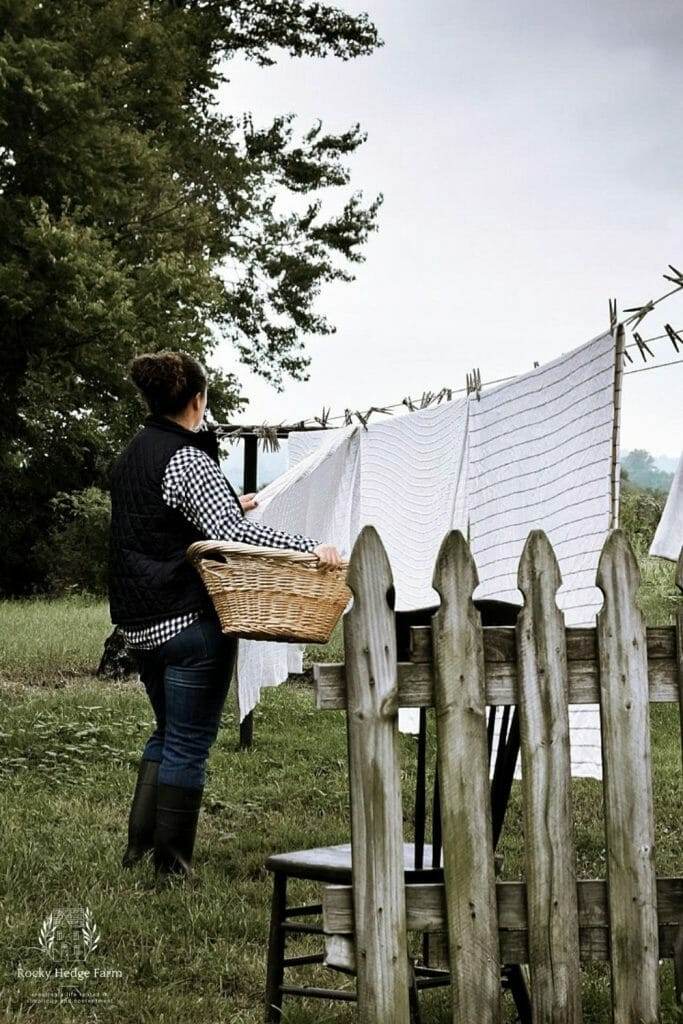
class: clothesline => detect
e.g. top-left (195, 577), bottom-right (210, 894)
top-left (215, 324), bottom-right (682, 442)
top-left (216, 264), bottom-right (683, 441)
top-left (624, 355), bottom-right (683, 376)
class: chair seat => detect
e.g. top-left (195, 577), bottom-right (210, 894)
top-left (266, 842), bottom-right (442, 883)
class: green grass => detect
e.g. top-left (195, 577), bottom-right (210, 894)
top-left (0, 557), bottom-right (681, 1023)
top-left (0, 596), bottom-right (111, 685)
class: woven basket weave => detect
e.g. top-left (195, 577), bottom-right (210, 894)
top-left (187, 541), bottom-right (351, 643)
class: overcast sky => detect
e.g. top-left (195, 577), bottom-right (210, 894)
top-left (215, 0), bottom-right (683, 459)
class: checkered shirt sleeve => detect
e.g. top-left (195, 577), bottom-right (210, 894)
top-left (161, 446), bottom-right (319, 553)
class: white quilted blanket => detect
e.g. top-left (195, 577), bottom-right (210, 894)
top-left (235, 329), bottom-right (620, 778)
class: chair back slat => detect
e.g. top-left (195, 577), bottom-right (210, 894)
top-left (516, 531), bottom-right (583, 1023)
top-left (343, 525), bottom-right (410, 1024)
top-left (596, 531), bottom-right (659, 1021)
top-left (432, 531), bottom-right (502, 1023)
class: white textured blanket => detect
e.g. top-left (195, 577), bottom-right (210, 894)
top-left (235, 329), bottom-right (620, 778)
top-left (650, 451), bottom-right (683, 562)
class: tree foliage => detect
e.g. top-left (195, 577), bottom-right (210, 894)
top-left (0, 0), bottom-right (382, 593)
top-left (621, 449), bottom-right (673, 494)
top-left (33, 487), bottom-right (111, 596)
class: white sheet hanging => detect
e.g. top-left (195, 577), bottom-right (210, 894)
top-left (650, 451), bottom-right (683, 562)
top-left (466, 329), bottom-right (618, 778)
top-left (233, 329), bottom-right (620, 779)
top-left (358, 398), bottom-right (470, 611)
top-left (235, 426), bottom-right (360, 720)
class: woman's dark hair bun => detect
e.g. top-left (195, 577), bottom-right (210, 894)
top-left (130, 350), bottom-right (208, 416)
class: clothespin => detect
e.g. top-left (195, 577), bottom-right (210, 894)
top-left (662, 264), bottom-right (683, 289)
top-left (622, 346), bottom-right (634, 364)
top-left (419, 391), bottom-right (435, 410)
top-left (664, 323), bottom-right (681, 353)
top-left (609, 298), bottom-right (618, 333)
top-left (632, 332), bottom-right (654, 362)
top-left (466, 369), bottom-right (482, 400)
top-left (314, 406), bottom-right (331, 428)
top-left (222, 426), bottom-right (245, 443)
top-left (623, 299), bottom-right (655, 328)
top-left (255, 423), bottom-right (281, 452)
top-left (402, 395), bottom-right (416, 412)
top-left (355, 406), bottom-right (392, 430)
top-left (344, 409), bottom-right (353, 426)
top-left (533, 361), bottom-right (539, 368)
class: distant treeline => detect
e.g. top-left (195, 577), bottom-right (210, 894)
top-left (621, 450), bottom-right (674, 494)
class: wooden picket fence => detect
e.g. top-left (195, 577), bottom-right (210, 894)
top-left (313, 526), bottom-right (683, 1024)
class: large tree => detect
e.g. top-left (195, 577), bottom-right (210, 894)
top-left (0, 0), bottom-right (382, 593)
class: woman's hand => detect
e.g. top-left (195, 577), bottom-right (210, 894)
top-left (313, 543), bottom-right (343, 569)
top-left (240, 492), bottom-right (258, 512)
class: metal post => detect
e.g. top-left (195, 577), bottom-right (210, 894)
top-left (240, 434), bottom-right (258, 750)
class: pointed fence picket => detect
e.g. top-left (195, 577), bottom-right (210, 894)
top-left (516, 532), bottom-right (582, 1023)
top-left (596, 532), bottom-right (659, 1022)
top-left (343, 526), bottom-right (411, 1024)
top-left (431, 531), bottom-right (501, 1024)
top-left (313, 528), bottom-right (683, 1024)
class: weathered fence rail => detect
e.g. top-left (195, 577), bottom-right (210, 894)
top-left (313, 526), bottom-right (683, 1024)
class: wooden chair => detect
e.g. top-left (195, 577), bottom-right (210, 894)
top-left (264, 597), bottom-right (530, 1022)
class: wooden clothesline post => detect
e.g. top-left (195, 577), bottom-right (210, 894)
top-left (239, 433), bottom-right (259, 749)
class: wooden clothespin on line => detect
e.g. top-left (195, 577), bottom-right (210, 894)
top-left (662, 263), bottom-right (683, 288)
top-left (609, 298), bottom-right (618, 333)
top-left (254, 423), bottom-right (282, 452)
top-left (623, 300), bottom-right (656, 329)
top-left (465, 368), bottom-right (482, 400)
top-left (402, 389), bottom-right (451, 411)
top-left (353, 406), bottom-right (393, 430)
top-left (632, 332), bottom-right (654, 363)
top-left (314, 406), bottom-right (331, 428)
top-left (221, 425), bottom-right (247, 444)
top-left (665, 324), bottom-right (681, 353)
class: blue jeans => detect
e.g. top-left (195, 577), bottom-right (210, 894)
top-left (132, 614), bottom-right (238, 790)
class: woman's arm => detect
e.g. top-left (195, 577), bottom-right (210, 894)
top-left (162, 446), bottom-right (319, 554)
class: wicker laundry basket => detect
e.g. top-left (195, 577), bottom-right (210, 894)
top-left (187, 541), bottom-right (351, 643)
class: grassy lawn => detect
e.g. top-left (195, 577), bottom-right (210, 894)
top-left (0, 580), bottom-right (681, 1022)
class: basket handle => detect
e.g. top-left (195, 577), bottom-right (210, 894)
top-left (187, 540), bottom-right (348, 568)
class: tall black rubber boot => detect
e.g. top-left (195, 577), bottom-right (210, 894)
top-left (122, 758), bottom-right (159, 868)
top-left (153, 782), bottom-right (204, 877)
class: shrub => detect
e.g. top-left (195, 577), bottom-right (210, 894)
top-left (34, 487), bottom-right (111, 597)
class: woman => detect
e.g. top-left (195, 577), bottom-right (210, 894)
top-left (108, 350), bottom-right (341, 878)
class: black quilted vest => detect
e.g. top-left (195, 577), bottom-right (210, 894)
top-left (108, 415), bottom-right (237, 628)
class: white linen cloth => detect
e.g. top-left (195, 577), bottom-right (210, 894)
top-left (235, 426), bottom-right (360, 720)
top-left (358, 399), bottom-right (470, 610)
top-left (234, 329), bottom-right (620, 778)
top-left (650, 450), bottom-right (683, 562)
top-left (466, 329), bottom-right (618, 777)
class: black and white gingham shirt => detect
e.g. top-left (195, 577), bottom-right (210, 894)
top-left (121, 446), bottom-right (318, 650)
